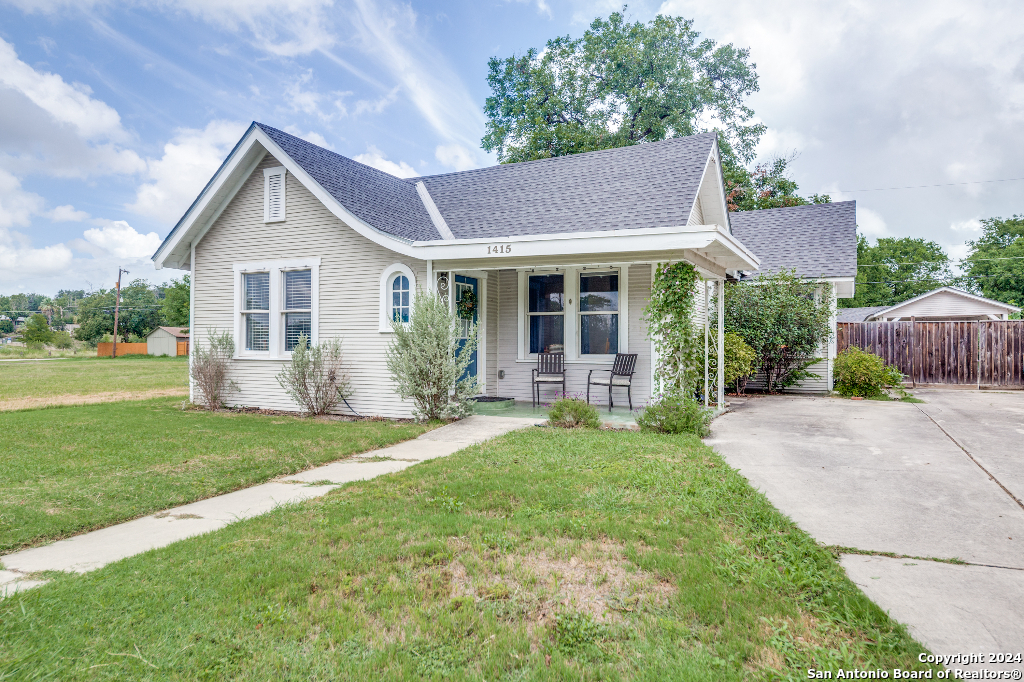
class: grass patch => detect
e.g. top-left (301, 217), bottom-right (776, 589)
top-left (0, 428), bottom-right (937, 679)
top-left (0, 355), bottom-right (188, 403)
top-left (0, 397), bottom-right (429, 552)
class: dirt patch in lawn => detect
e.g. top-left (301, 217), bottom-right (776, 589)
top-left (0, 387), bottom-right (188, 412)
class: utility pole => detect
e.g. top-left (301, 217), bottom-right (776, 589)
top-left (112, 268), bottom-right (128, 359)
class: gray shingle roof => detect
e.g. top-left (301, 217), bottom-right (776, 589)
top-left (836, 306), bottom-right (891, 322)
top-left (414, 134), bottom-right (716, 239)
top-left (259, 123), bottom-right (715, 241)
top-left (257, 123), bottom-right (440, 241)
top-left (729, 202), bottom-right (857, 278)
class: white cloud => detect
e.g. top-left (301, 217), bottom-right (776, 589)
top-left (353, 145), bottom-right (416, 178)
top-left (0, 227), bottom-right (74, 282)
top-left (353, 86), bottom-right (399, 116)
top-left (655, 0), bottom-right (1024, 252)
top-left (82, 220), bottom-right (162, 259)
top-left (283, 127), bottom-right (333, 149)
top-left (506, 0), bottom-right (553, 19)
top-left (857, 207), bottom-right (889, 238)
top-left (348, 0), bottom-right (487, 161)
top-left (128, 120), bottom-right (248, 223)
top-left (435, 144), bottom-right (478, 172)
top-left (951, 218), bottom-right (983, 233)
top-left (50, 204), bottom-right (90, 222)
top-left (0, 37), bottom-right (127, 141)
top-left (0, 169), bottom-right (45, 228)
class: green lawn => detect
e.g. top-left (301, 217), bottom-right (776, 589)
top-left (0, 427), bottom-right (936, 680)
top-left (0, 355), bottom-right (188, 403)
top-left (0, 398), bottom-right (429, 552)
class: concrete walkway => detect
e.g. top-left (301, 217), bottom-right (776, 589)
top-left (708, 392), bottom-right (1024, 663)
top-left (0, 415), bottom-right (536, 597)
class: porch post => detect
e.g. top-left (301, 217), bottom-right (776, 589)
top-left (717, 279), bottom-right (725, 409)
top-left (426, 259), bottom-right (433, 293)
top-left (703, 282), bottom-right (709, 408)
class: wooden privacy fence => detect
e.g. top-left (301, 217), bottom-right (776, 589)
top-left (837, 321), bottom-right (1024, 388)
top-left (96, 342), bottom-right (148, 357)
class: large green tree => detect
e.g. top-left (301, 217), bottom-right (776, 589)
top-left (74, 280), bottom-right (163, 344)
top-left (161, 275), bottom-right (190, 327)
top-left (843, 235), bottom-right (953, 308)
top-left (481, 9), bottom-right (825, 212)
top-left (482, 10), bottom-right (764, 165)
top-left (22, 314), bottom-right (54, 346)
top-left (961, 215), bottom-right (1024, 309)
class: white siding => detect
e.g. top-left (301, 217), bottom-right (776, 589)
top-left (881, 290), bottom-right (1011, 321)
top-left (484, 270), bottom-right (499, 396)
top-left (493, 265), bottom-right (653, 407)
top-left (193, 154), bottom-right (427, 417)
top-left (147, 329), bottom-right (177, 356)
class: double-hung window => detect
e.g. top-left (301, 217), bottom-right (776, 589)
top-left (528, 273), bottom-right (564, 354)
top-left (579, 271), bottom-right (618, 355)
top-left (283, 269), bottom-right (312, 351)
top-left (235, 259), bottom-right (319, 357)
top-left (242, 272), bottom-right (270, 351)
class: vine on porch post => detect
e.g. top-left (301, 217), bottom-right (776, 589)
top-left (644, 261), bottom-right (701, 397)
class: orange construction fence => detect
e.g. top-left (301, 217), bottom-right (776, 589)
top-left (96, 342), bottom-right (148, 357)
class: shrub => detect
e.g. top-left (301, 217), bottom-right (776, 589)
top-left (385, 292), bottom-right (479, 421)
top-left (705, 331), bottom-right (758, 393)
top-left (0, 319), bottom-right (13, 335)
top-left (636, 393), bottom-right (712, 437)
top-left (52, 331), bottom-right (73, 349)
top-left (725, 271), bottom-right (833, 393)
top-left (22, 314), bottom-right (54, 345)
top-left (276, 335), bottom-right (352, 416)
top-left (548, 397), bottom-right (601, 429)
top-left (190, 329), bottom-right (236, 410)
top-left (833, 346), bottom-right (905, 398)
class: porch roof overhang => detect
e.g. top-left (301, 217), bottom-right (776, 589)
top-left (422, 224), bottom-right (759, 278)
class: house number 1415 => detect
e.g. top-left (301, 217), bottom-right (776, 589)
top-left (487, 244), bottom-right (512, 255)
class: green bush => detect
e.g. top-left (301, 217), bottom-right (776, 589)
top-left (636, 393), bottom-right (712, 437)
top-left (705, 331), bottom-right (758, 392)
top-left (22, 314), bottom-right (54, 345)
top-left (0, 319), bottom-right (13, 334)
top-left (833, 347), bottom-right (904, 398)
top-left (51, 331), bottom-right (73, 349)
top-left (548, 398), bottom-right (601, 429)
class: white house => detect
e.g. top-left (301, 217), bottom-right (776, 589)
top-left (838, 287), bottom-right (1020, 322)
top-left (152, 123), bottom-right (855, 416)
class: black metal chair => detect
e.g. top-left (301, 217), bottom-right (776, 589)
top-left (587, 353), bottom-right (638, 411)
top-left (531, 352), bottom-right (565, 408)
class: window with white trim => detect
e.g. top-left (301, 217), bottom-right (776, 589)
top-left (391, 274), bottom-right (410, 323)
top-left (235, 259), bottom-right (319, 357)
top-left (578, 271), bottom-right (618, 355)
top-left (379, 264), bottom-right (417, 332)
top-left (263, 167), bottom-right (286, 222)
top-left (283, 269), bottom-right (312, 350)
top-left (528, 273), bottom-right (564, 354)
top-left (242, 272), bottom-right (270, 351)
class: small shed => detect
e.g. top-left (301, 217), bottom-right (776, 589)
top-left (865, 287), bottom-right (1019, 322)
top-left (147, 326), bottom-right (189, 356)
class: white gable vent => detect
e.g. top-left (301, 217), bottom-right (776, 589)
top-left (263, 167), bottom-right (286, 223)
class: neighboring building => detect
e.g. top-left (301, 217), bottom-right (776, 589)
top-left (152, 122), bottom-right (853, 415)
top-left (147, 326), bottom-right (190, 356)
top-left (840, 288), bottom-right (1020, 322)
top-left (729, 202), bottom-right (858, 391)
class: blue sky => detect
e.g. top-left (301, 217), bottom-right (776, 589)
top-left (2, 0), bottom-right (1023, 294)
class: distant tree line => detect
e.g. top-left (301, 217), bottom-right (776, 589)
top-left (0, 275), bottom-right (189, 345)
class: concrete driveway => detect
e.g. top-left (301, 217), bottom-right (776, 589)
top-left (707, 390), bottom-right (1024, 661)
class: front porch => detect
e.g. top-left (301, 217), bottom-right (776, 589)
top-left (427, 246), bottom-right (743, 414)
top-left (472, 398), bottom-right (641, 427)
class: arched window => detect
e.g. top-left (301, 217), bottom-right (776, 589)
top-left (391, 275), bottom-right (410, 323)
top-left (379, 264), bottom-right (417, 332)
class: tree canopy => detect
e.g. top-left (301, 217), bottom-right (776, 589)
top-left (482, 10), bottom-right (764, 165)
top-left (961, 215), bottom-right (1024, 309)
top-left (842, 235), bottom-right (953, 308)
top-left (481, 9), bottom-right (826, 212)
top-left (74, 279), bottom-right (163, 344)
top-left (161, 275), bottom-right (190, 327)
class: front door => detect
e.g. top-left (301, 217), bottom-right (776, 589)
top-left (454, 275), bottom-right (478, 380)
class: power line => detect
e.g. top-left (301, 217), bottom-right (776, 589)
top-left (861, 274), bottom-right (1020, 283)
top-left (841, 176), bottom-right (1024, 192)
top-left (858, 254), bottom-right (1024, 268)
